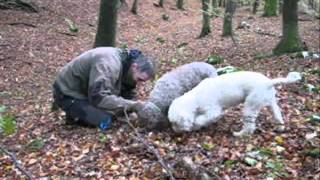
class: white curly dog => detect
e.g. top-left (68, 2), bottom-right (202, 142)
top-left (168, 71), bottom-right (301, 136)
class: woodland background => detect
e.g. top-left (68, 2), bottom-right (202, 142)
top-left (0, 0), bottom-right (319, 179)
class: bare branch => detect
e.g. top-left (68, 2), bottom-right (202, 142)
top-left (177, 156), bottom-right (216, 180)
top-left (123, 109), bottom-right (176, 180)
top-left (0, 145), bottom-right (33, 180)
top-left (8, 22), bottom-right (37, 28)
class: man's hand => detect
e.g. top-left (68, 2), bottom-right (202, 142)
top-left (126, 100), bottom-right (145, 112)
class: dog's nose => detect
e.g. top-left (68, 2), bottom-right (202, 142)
top-left (171, 122), bottom-right (181, 132)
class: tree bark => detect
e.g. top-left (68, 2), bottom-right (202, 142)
top-left (273, 0), bottom-right (306, 55)
top-left (278, 0), bottom-right (283, 14)
top-left (212, 0), bottom-right (218, 8)
top-left (94, 0), bottom-right (120, 47)
top-left (252, 0), bottom-right (260, 14)
top-left (177, 0), bottom-right (184, 10)
top-left (199, 0), bottom-right (211, 38)
top-left (159, 0), bottom-right (164, 7)
top-left (222, 0), bottom-right (237, 37)
top-left (219, 0), bottom-right (225, 7)
top-left (263, 0), bottom-right (278, 16)
top-left (131, 0), bottom-right (138, 14)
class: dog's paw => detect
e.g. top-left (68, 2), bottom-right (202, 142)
top-left (275, 125), bottom-right (285, 132)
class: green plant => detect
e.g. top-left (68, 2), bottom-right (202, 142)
top-left (120, 43), bottom-right (128, 49)
top-left (266, 161), bottom-right (284, 171)
top-left (27, 138), bottom-right (45, 151)
top-left (171, 58), bottom-right (178, 64)
top-left (65, 18), bottom-right (78, 33)
top-left (224, 160), bottom-right (237, 169)
top-left (244, 157), bottom-right (258, 166)
top-left (156, 37), bottom-right (166, 44)
top-left (216, 66), bottom-right (242, 75)
top-left (0, 115), bottom-right (17, 136)
top-left (304, 148), bottom-right (320, 158)
top-left (134, 36), bottom-right (148, 43)
top-left (201, 142), bottom-right (215, 151)
top-left (258, 148), bottom-right (274, 157)
top-left (206, 54), bottom-right (224, 65)
top-left (162, 14), bottom-right (169, 21)
top-left (310, 115), bottom-right (320, 123)
top-left (99, 133), bottom-right (107, 143)
top-left (265, 160), bottom-right (288, 178)
top-left (0, 106), bottom-right (17, 136)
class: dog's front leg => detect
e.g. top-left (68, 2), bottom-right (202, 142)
top-left (270, 101), bottom-right (285, 132)
top-left (233, 116), bottom-right (257, 136)
top-left (233, 99), bottom-right (261, 137)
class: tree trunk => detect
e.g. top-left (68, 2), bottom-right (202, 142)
top-left (219, 0), bottom-right (225, 7)
top-left (308, 0), bottom-right (314, 9)
top-left (120, 0), bottom-right (127, 8)
top-left (131, 0), bottom-right (138, 14)
top-left (177, 0), bottom-right (184, 10)
top-left (278, 0), bottom-right (283, 14)
top-left (120, 0), bottom-right (126, 5)
top-left (94, 0), bottom-right (119, 47)
top-left (222, 0), bottom-right (236, 37)
top-left (273, 0), bottom-right (306, 55)
top-left (263, 0), bottom-right (277, 16)
top-left (199, 0), bottom-right (211, 37)
top-left (159, 0), bottom-right (164, 7)
top-left (252, 0), bottom-right (260, 14)
top-left (212, 0), bottom-right (218, 8)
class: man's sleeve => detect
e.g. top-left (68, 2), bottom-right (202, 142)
top-left (121, 85), bottom-right (138, 100)
top-left (88, 62), bottom-right (136, 114)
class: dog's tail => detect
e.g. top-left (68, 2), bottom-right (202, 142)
top-left (269, 72), bottom-right (302, 87)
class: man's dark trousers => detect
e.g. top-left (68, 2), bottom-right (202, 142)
top-left (53, 82), bottom-right (112, 127)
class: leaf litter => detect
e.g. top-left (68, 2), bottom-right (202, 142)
top-left (0, 0), bottom-right (319, 179)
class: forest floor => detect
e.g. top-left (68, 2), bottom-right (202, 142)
top-left (0, 0), bottom-right (319, 179)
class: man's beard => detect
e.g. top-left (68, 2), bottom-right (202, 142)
top-left (122, 69), bottom-right (137, 88)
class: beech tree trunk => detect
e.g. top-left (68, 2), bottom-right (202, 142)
top-left (263, 0), bottom-right (277, 16)
top-left (159, 0), bottom-right (164, 7)
top-left (252, 0), bottom-right (260, 14)
top-left (131, 0), bottom-right (138, 14)
top-left (94, 0), bottom-right (119, 47)
top-left (222, 0), bottom-right (237, 37)
top-left (212, 0), bottom-right (218, 8)
top-left (199, 0), bottom-right (211, 37)
top-left (273, 0), bottom-right (306, 55)
top-left (177, 0), bottom-right (184, 10)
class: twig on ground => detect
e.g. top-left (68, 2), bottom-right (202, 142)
top-left (255, 29), bottom-right (280, 37)
top-left (177, 156), bottom-right (217, 180)
top-left (8, 22), bottom-right (37, 28)
top-left (123, 109), bottom-right (176, 180)
top-left (298, 18), bottom-right (313, 21)
top-left (0, 44), bottom-right (11, 47)
top-left (0, 0), bottom-right (38, 13)
top-left (0, 145), bottom-right (33, 180)
top-left (56, 31), bottom-right (77, 37)
top-left (230, 33), bottom-right (238, 47)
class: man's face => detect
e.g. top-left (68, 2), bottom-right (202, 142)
top-left (131, 63), bottom-right (151, 84)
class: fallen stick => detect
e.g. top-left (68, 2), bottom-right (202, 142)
top-left (56, 31), bottom-right (77, 37)
top-left (255, 29), bottom-right (280, 37)
top-left (0, 145), bottom-right (33, 180)
top-left (177, 156), bottom-right (212, 180)
top-left (8, 22), bottom-right (37, 28)
top-left (123, 109), bottom-right (176, 180)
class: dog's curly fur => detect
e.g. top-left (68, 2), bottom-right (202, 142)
top-left (168, 71), bottom-right (301, 136)
top-left (135, 62), bottom-right (217, 130)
